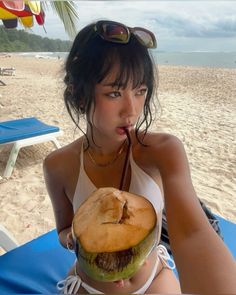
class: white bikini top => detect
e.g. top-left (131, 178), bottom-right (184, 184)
top-left (73, 145), bottom-right (164, 215)
top-left (66, 145), bottom-right (168, 295)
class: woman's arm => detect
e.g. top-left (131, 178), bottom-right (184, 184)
top-left (43, 151), bottom-right (74, 249)
top-left (157, 135), bottom-right (236, 293)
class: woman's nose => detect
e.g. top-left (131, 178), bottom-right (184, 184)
top-left (121, 95), bottom-right (136, 118)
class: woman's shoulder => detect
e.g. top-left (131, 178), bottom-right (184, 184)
top-left (139, 132), bottom-right (184, 153)
top-left (43, 137), bottom-right (83, 177)
top-left (135, 132), bottom-right (187, 170)
top-left (141, 132), bottom-right (189, 176)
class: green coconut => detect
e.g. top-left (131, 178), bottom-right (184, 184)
top-left (72, 187), bottom-right (157, 282)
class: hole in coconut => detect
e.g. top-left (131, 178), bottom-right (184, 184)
top-left (119, 201), bottom-right (130, 224)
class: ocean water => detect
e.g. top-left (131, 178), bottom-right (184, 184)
top-left (16, 51), bottom-right (236, 69)
top-left (152, 51), bottom-right (236, 69)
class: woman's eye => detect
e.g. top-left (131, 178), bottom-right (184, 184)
top-left (107, 91), bottom-right (120, 98)
top-left (136, 88), bottom-right (147, 96)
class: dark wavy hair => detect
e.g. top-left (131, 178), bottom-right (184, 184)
top-left (64, 21), bottom-right (158, 143)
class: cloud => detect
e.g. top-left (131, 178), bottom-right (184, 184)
top-left (151, 14), bottom-right (236, 38)
top-left (29, 1), bottom-right (236, 51)
top-left (214, 16), bottom-right (236, 37)
top-left (74, 1), bottom-right (236, 38)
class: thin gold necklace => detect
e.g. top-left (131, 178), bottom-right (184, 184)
top-left (86, 140), bottom-right (127, 167)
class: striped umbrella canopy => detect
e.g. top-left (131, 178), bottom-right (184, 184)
top-left (0, 1), bottom-right (45, 29)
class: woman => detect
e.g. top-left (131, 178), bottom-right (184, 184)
top-left (44, 20), bottom-right (236, 294)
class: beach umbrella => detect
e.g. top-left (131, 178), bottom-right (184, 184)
top-left (0, 1), bottom-right (44, 29)
top-left (0, 1), bottom-right (79, 39)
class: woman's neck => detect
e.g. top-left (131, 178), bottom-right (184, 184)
top-left (85, 130), bottom-right (132, 156)
top-left (85, 139), bottom-right (127, 168)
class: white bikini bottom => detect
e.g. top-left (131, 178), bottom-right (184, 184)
top-left (57, 244), bottom-right (175, 294)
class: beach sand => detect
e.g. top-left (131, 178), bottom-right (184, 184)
top-left (0, 55), bottom-right (235, 252)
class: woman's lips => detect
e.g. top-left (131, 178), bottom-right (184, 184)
top-left (116, 126), bottom-right (132, 135)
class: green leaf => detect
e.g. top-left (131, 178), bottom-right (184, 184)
top-left (42, 1), bottom-right (79, 40)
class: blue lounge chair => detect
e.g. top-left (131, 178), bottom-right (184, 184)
top-left (0, 224), bottom-right (18, 252)
top-left (0, 117), bottom-right (62, 177)
top-left (0, 215), bottom-right (235, 294)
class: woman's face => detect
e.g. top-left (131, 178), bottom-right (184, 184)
top-left (89, 65), bottom-right (147, 142)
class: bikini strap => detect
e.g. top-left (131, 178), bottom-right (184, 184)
top-left (57, 264), bottom-right (104, 294)
top-left (156, 244), bottom-right (175, 269)
top-left (57, 275), bottom-right (82, 294)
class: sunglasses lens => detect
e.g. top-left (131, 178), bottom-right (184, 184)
top-left (96, 21), bottom-right (156, 48)
top-left (101, 23), bottom-right (129, 43)
top-left (133, 30), bottom-right (156, 48)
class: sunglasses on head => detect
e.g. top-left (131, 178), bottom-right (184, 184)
top-left (94, 20), bottom-right (157, 49)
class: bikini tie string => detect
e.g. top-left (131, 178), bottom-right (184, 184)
top-left (156, 244), bottom-right (176, 270)
top-left (57, 275), bottom-right (81, 294)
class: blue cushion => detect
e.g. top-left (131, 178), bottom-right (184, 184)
top-left (0, 230), bottom-right (75, 294)
top-left (0, 117), bottom-right (60, 144)
top-left (0, 215), bottom-right (235, 293)
top-left (217, 215), bottom-right (236, 259)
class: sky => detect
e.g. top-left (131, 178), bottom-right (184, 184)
top-left (29, 1), bottom-right (236, 52)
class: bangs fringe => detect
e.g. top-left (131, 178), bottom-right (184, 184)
top-left (97, 40), bottom-right (149, 89)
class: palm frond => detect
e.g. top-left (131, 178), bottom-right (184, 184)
top-left (42, 1), bottom-right (79, 40)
